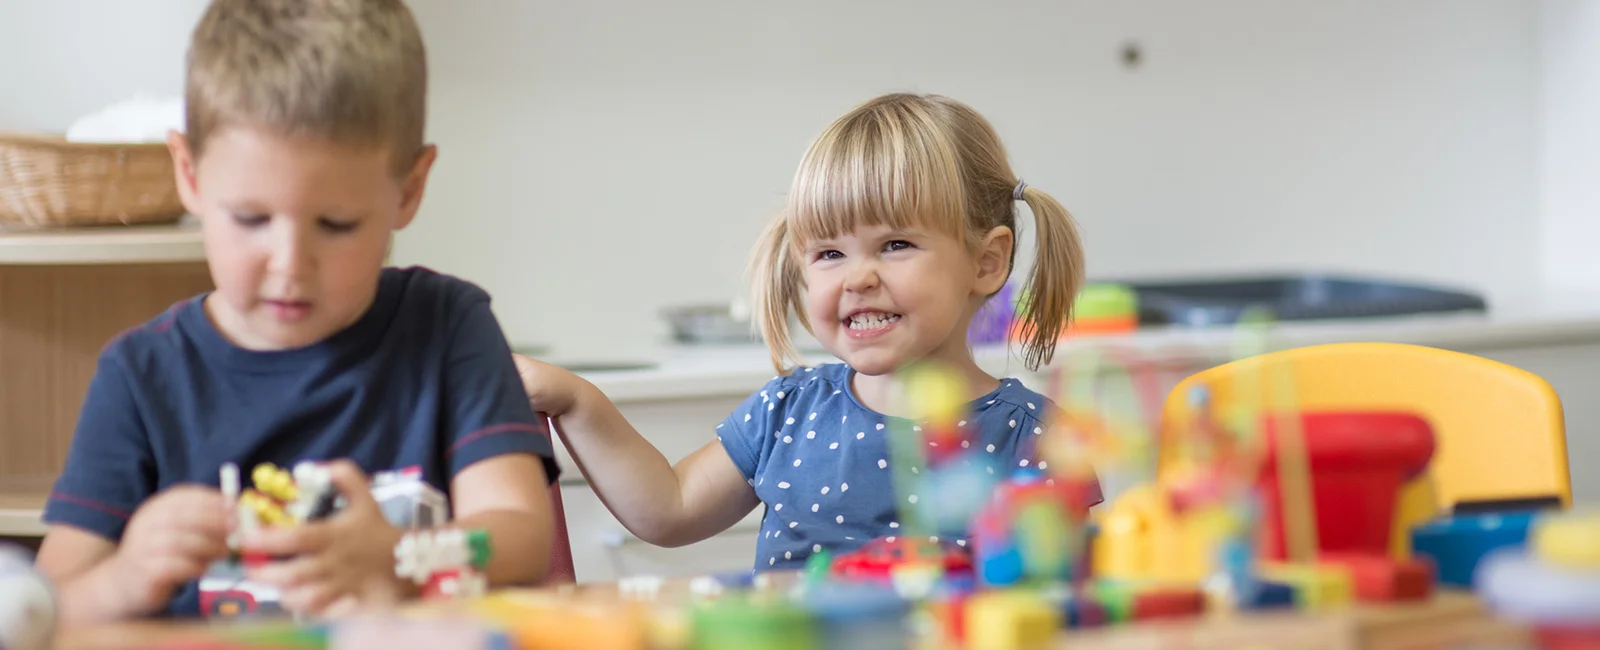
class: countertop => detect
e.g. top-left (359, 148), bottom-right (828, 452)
top-left (565, 295), bottom-right (1600, 404)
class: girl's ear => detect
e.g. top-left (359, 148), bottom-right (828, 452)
top-left (975, 225), bottom-right (1014, 295)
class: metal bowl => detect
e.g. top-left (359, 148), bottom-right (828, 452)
top-left (660, 303), bottom-right (759, 344)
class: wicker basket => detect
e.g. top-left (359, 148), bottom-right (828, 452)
top-left (0, 132), bottom-right (185, 230)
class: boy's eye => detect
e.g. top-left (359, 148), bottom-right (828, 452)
top-left (883, 240), bottom-right (914, 252)
top-left (231, 213), bottom-right (270, 228)
top-left (319, 218), bottom-right (359, 234)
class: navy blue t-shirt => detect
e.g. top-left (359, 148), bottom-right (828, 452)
top-left (717, 363), bottom-right (1102, 572)
top-left (42, 266), bottom-right (559, 617)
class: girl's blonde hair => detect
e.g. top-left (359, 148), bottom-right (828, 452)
top-left (749, 93), bottom-right (1086, 374)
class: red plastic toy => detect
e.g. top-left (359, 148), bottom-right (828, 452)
top-left (831, 535), bottom-right (974, 581)
top-left (1255, 411), bottom-right (1435, 560)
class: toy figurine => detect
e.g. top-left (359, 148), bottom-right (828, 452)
top-left (394, 528), bottom-right (493, 600)
top-left (203, 461), bottom-right (448, 618)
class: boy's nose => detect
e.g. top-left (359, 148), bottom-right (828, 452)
top-left (266, 222), bottom-right (315, 277)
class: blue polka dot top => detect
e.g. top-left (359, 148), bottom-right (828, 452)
top-left (715, 363), bottom-right (1098, 572)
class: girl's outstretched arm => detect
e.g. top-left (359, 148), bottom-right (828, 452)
top-left (514, 356), bottom-right (759, 547)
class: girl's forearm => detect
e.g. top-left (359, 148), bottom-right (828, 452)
top-left (556, 380), bottom-right (698, 546)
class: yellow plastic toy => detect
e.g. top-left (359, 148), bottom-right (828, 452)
top-left (1161, 342), bottom-right (1571, 559)
top-left (1091, 484), bottom-right (1249, 584)
top-left (238, 490), bottom-right (292, 527)
top-left (964, 590), bottom-right (1060, 650)
top-left (252, 462), bottom-right (299, 503)
top-left (1258, 562), bottom-right (1354, 611)
top-left (1531, 511), bottom-right (1600, 569)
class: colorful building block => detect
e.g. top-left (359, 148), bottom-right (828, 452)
top-left (1089, 580), bottom-right (1135, 623)
top-left (1411, 510), bottom-right (1537, 587)
top-left (689, 595), bottom-right (817, 650)
top-left (1062, 592), bottom-right (1108, 628)
top-left (1240, 580), bottom-right (1296, 610)
top-left (1259, 563), bottom-right (1354, 611)
top-left (1321, 553), bottom-right (1433, 602)
top-left (1130, 587), bottom-right (1206, 621)
top-left (800, 582), bottom-right (910, 650)
top-left (964, 590), bottom-right (1062, 650)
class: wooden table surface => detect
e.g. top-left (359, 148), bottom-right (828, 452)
top-left (50, 576), bottom-right (1534, 650)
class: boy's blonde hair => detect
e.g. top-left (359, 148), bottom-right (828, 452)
top-left (184, 0), bottom-right (428, 175)
top-left (750, 93), bottom-right (1086, 374)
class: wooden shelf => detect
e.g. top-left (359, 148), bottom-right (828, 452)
top-left (0, 219), bottom-right (204, 265)
top-left (0, 491), bottom-right (45, 537)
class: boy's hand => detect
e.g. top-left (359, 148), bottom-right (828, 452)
top-left (513, 354), bottom-right (587, 417)
top-left (241, 460), bottom-right (408, 617)
top-left (108, 485), bottom-right (230, 615)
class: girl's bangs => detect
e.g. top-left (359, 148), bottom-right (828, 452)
top-left (785, 111), bottom-right (967, 249)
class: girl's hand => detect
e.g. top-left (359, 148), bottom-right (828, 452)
top-left (512, 354), bottom-right (587, 417)
top-left (108, 486), bottom-right (231, 615)
top-left (241, 460), bottom-right (409, 617)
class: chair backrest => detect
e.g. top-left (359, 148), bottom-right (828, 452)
top-left (540, 415), bottom-right (577, 584)
top-left (1158, 342), bottom-right (1571, 513)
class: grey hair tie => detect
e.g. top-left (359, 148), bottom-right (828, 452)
top-left (1013, 179), bottom-right (1027, 201)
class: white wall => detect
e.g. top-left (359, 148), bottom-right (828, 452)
top-left (1539, 0), bottom-right (1600, 293)
top-left (0, 1), bottom-right (1543, 359)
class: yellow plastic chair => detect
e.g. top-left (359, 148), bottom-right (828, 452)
top-left (1158, 342), bottom-right (1571, 556)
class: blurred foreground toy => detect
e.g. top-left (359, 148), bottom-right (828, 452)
top-left (1411, 510), bottom-right (1539, 588)
top-left (1478, 511), bottom-right (1600, 649)
top-left (396, 528), bottom-right (493, 600)
top-left (0, 544), bottom-right (55, 650)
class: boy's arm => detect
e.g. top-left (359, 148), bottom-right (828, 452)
top-left (35, 527), bottom-right (135, 622)
top-left (520, 359), bottom-right (761, 548)
top-left (447, 453), bottom-right (552, 586)
top-left (35, 351), bottom-right (196, 623)
top-left (438, 297), bottom-right (562, 585)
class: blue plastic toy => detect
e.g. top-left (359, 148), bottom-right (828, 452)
top-left (1411, 510), bottom-right (1539, 587)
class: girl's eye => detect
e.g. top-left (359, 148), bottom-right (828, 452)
top-left (884, 240), bottom-right (914, 252)
top-left (815, 249), bottom-right (844, 261)
top-left (231, 214), bottom-right (269, 228)
top-left (319, 218), bottom-right (359, 234)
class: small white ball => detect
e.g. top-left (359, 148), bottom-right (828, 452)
top-left (0, 546), bottom-right (56, 650)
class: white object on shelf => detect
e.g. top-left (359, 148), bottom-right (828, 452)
top-left (64, 94), bottom-right (184, 144)
top-left (0, 219), bottom-right (204, 265)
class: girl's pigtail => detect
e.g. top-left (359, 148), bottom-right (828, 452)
top-left (748, 214), bottom-right (804, 375)
top-left (1016, 186), bottom-right (1086, 371)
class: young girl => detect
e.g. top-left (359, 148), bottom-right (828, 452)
top-left (515, 92), bottom-right (1096, 571)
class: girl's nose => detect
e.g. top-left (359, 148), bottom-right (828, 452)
top-left (844, 260), bottom-right (880, 293)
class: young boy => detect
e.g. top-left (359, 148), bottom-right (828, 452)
top-left (34, 0), bottom-right (559, 623)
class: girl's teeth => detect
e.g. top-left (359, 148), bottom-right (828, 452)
top-left (848, 313), bottom-right (901, 330)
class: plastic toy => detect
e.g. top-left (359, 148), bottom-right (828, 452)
top-left (202, 462), bottom-right (451, 618)
top-left (0, 544), bottom-right (55, 650)
top-left (969, 470), bottom-right (1096, 587)
top-left (798, 582), bottom-right (910, 650)
top-left (963, 590), bottom-right (1060, 650)
top-left (1257, 563), bottom-right (1354, 611)
top-left (1255, 412), bottom-right (1435, 561)
top-left (689, 594), bottom-right (817, 650)
top-left (1410, 510), bottom-right (1538, 587)
top-left (830, 536), bottom-right (972, 583)
top-left (395, 528), bottom-right (493, 600)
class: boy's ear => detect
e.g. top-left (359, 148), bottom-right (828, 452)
top-left (394, 144), bottom-right (438, 231)
top-left (166, 130), bottom-right (203, 216)
top-left (975, 225), bottom-right (1014, 295)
